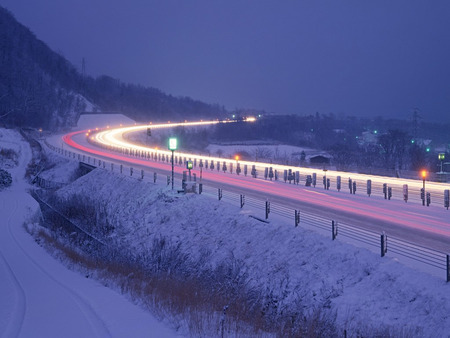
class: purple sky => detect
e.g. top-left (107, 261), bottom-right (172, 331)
top-left (1, 0), bottom-right (450, 122)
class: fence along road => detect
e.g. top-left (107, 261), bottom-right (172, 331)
top-left (49, 124), bottom-right (450, 253)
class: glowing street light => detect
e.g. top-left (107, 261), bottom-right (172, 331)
top-left (421, 170), bottom-right (427, 206)
top-left (438, 153), bottom-right (445, 173)
top-left (168, 137), bottom-right (178, 190)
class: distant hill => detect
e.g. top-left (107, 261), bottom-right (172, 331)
top-left (0, 6), bottom-right (227, 130)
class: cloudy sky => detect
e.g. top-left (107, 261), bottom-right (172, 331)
top-left (1, 0), bottom-right (450, 122)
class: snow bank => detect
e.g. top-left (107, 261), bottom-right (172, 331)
top-left (55, 168), bottom-right (450, 336)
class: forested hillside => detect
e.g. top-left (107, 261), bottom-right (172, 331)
top-left (0, 6), bottom-right (226, 130)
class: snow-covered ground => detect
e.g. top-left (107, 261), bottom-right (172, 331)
top-left (50, 162), bottom-right (450, 336)
top-left (0, 128), bottom-right (180, 337)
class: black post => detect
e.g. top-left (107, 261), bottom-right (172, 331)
top-left (171, 149), bottom-right (174, 190)
top-left (332, 220), bottom-right (338, 240)
top-left (295, 210), bottom-right (300, 227)
top-left (265, 200), bottom-right (270, 219)
top-left (381, 232), bottom-right (387, 257)
top-left (447, 255), bottom-right (450, 282)
top-left (422, 178), bottom-right (425, 206)
top-left (240, 194), bottom-right (245, 208)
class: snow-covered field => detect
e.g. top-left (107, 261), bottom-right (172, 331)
top-left (50, 163), bottom-right (450, 336)
top-left (0, 128), bottom-right (180, 337)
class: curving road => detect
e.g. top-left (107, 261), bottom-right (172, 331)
top-left (53, 122), bottom-right (450, 253)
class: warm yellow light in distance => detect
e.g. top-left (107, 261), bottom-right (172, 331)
top-left (421, 170), bottom-right (427, 179)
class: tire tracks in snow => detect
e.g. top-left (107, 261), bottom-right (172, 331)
top-left (5, 196), bottom-right (112, 338)
top-left (0, 197), bottom-right (26, 338)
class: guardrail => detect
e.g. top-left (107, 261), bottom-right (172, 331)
top-left (83, 133), bottom-right (450, 209)
top-left (44, 139), bottom-right (450, 281)
top-left (200, 184), bottom-right (450, 282)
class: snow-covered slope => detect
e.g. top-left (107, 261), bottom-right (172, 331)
top-left (0, 128), bottom-right (180, 337)
top-left (54, 168), bottom-right (450, 336)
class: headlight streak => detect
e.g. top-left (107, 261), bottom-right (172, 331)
top-left (90, 120), bottom-right (448, 193)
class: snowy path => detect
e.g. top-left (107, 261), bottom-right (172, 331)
top-left (0, 129), bottom-right (180, 338)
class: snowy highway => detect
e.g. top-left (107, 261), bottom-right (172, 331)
top-left (55, 119), bottom-right (450, 253)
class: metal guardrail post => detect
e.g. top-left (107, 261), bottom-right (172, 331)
top-left (265, 200), bottom-right (270, 219)
top-left (381, 232), bottom-right (387, 257)
top-left (447, 255), bottom-right (450, 282)
top-left (332, 220), bottom-right (338, 240)
top-left (295, 210), bottom-right (300, 227)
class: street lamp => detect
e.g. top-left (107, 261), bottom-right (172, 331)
top-left (438, 153), bottom-right (445, 173)
top-left (168, 137), bottom-right (178, 190)
top-left (421, 170), bottom-right (427, 206)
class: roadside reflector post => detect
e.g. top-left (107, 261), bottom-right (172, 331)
top-left (337, 176), bottom-right (341, 191)
top-left (265, 200), bottom-right (270, 219)
top-left (383, 183), bottom-right (387, 199)
top-left (120, 164), bottom-right (123, 173)
top-left (326, 178), bottom-right (330, 190)
top-left (141, 169), bottom-right (144, 180)
top-left (269, 167), bottom-right (274, 180)
top-left (352, 181), bottom-right (356, 194)
top-left (130, 167), bottom-right (133, 176)
top-left (264, 167), bottom-right (268, 180)
top-left (153, 172), bottom-right (157, 183)
top-left (167, 175), bottom-right (170, 186)
top-left (312, 173), bottom-right (317, 187)
top-left (244, 164), bottom-right (248, 176)
top-left (295, 171), bottom-right (300, 185)
top-left (111, 163), bottom-right (114, 171)
top-left (388, 187), bottom-right (392, 200)
top-left (274, 170), bottom-right (278, 181)
top-left (403, 184), bottom-right (408, 203)
top-left (218, 188), bottom-right (223, 201)
top-left (240, 194), bottom-right (245, 208)
top-left (426, 192), bottom-right (431, 207)
top-left (367, 179), bottom-right (372, 196)
top-left (199, 183), bottom-right (203, 194)
top-left (284, 170), bottom-right (288, 183)
top-left (332, 220), bottom-right (338, 240)
top-left (445, 190), bottom-right (449, 209)
top-left (381, 232), bottom-right (388, 257)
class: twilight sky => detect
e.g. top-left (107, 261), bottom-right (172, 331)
top-left (1, 0), bottom-right (450, 122)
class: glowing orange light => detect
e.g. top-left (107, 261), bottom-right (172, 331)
top-left (85, 133), bottom-right (89, 136)
top-left (421, 170), bottom-right (427, 179)
top-left (96, 127), bottom-right (99, 131)
top-left (235, 155), bottom-right (240, 161)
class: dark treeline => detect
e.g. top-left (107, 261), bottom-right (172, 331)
top-left (0, 6), bottom-right (226, 130)
top-left (173, 113), bottom-right (448, 173)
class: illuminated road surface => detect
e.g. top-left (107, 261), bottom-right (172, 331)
top-left (51, 122), bottom-right (450, 252)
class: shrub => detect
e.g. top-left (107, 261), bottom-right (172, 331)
top-left (0, 169), bottom-right (12, 189)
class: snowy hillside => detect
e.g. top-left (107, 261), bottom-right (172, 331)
top-left (0, 128), bottom-right (180, 337)
top-left (49, 166), bottom-right (450, 337)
